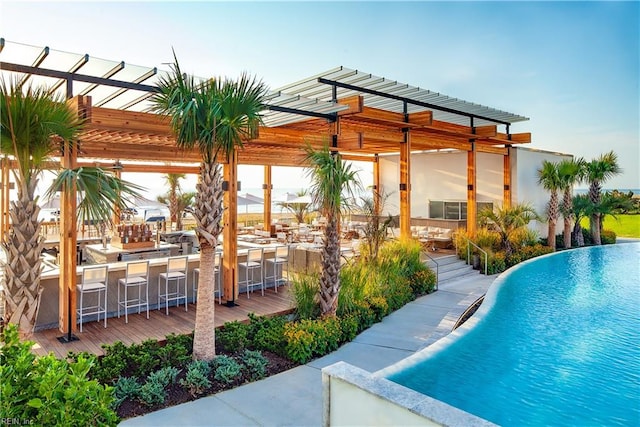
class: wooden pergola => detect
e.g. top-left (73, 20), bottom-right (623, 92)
top-left (0, 41), bottom-right (531, 335)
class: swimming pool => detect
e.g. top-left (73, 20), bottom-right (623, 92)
top-left (383, 243), bottom-right (640, 426)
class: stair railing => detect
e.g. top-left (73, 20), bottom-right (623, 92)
top-left (421, 250), bottom-right (439, 291)
top-left (465, 238), bottom-right (488, 276)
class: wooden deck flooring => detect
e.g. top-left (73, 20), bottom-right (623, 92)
top-left (31, 286), bottom-right (295, 358)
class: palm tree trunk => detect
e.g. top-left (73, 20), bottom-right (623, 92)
top-left (319, 213), bottom-right (340, 317)
top-left (2, 181), bottom-right (44, 334)
top-left (589, 180), bottom-right (602, 245)
top-left (562, 189), bottom-right (572, 249)
top-left (191, 161), bottom-right (223, 361)
top-left (547, 191), bottom-right (558, 251)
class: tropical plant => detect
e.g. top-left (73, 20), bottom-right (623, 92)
top-left (158, 188), bottom-right (195, 231)
top-left (357, 188), bottom-right (394, 262)
top-left (157, 173), bottom-right (185, 229)
top-left (584, 151), bottom-right (621, 245)
top-left (151, 53), bottom-right (268, 360)
top-left (537, 160), bottom-right (562, 251)
top-left (557, 158), bottom-right (584, 249)
top-left (304, 143), bottom-right (362, 317)
top-left (571, 194), bottom-right (593, 247)
top-left (1, 79), bottom-right (141, 333)
top-left (277, 189), bottom-right (312, 224)
top-left (478, 203), bottom-right (541, 256)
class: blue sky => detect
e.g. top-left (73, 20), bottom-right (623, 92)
top-left (1, 1), bottom-right (638, 195)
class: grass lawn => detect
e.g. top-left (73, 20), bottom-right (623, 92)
top-left (581, 214), bottom-right (640, 238)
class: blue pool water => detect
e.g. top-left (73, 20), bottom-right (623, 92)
top-left (386, 243), bottom-right (640, 426)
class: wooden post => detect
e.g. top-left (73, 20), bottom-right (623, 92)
top-left (59, 139), bottom-right (78, 334)
top-left (222, 149), bottom-right (239, 305)
top-left (466, 142), bottom-right (477, 237)
top-left (0, 157), bottom-right (10, 241)
top-left (373, 154), bottom-right (381, 217)
top-left (263, 165), bottom-right (272, 230)
top-left (113, 168), bottom-right (122, 226)
top-left (399, 131), bottom-right (411, 239)
top-left (503, 147), bottom-right (512, 208)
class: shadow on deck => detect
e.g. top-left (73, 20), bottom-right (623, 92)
top-left (31, 286), bottom-right (295, 359)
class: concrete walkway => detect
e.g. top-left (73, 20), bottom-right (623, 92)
top-left (120, 273), bottom-right (497, 427)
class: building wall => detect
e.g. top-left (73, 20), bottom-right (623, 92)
top-left (378, 147), bottom-right (573, 237)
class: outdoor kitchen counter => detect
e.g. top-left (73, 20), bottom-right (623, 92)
top-left (84, 242), bottom-right (180, 264)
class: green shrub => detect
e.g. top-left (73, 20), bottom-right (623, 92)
top-left (291, 271), bottom-right (320, 319)
top-left (147, 366), bottom-right (180, 388)
top-left (216, 321), bottom-right (250, 353)
top-left (601, 229), bottom-right (617, 244)
top-left (129, 340), bottom-right (162, 378)
top-left (506, 244), bottom-right (553, 267)
top-left (241, 350), bottom-right (268, 381)
top-left (212, 355), bottom-right (243, 384)
top-left (0, 324), bottom-right (119, 426)
top-left (247, 313), bottom-right (288, 356)
top-left (341, 300), bottom-right (376, 331)
top-left (338, 314), bottom-right (360, 342)
top-left (475, 227), bottom-right (501, 252)
top-left (283, 317), bottom-right (344, 364)
top-left (158, 333), bottom-right (193, 369)
top-left (113, 376), bottom-right (141, 407)
top-left (180, 360), bottom-right (211, 396)
top-left (481, 251), bottom-right (507, 275)
top-left (409, 268), bottom-right (436, 295)
top-left (366, 296), bottom-right (389, 322)
top-left (380, 275), bottom-right (413, 312)
top-left (91, 341), bottom-right (129, 384)
top-left (338, 261), bottom-right (372, 316)
top-left (138, 378), bottom-right (166, 407)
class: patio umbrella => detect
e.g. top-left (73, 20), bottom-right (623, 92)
top-left (235, 192), bottom-right (264, 215)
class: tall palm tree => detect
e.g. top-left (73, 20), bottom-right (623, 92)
top-left (584, 151), bottom-right (621, 245)
top-left (305, 144), bottom-right (361, 317)
top-left (151, 55), bottom-right (267, 361)
top-left (557, 158), bottom-right (584, 249)
top-left (161, 173), bottom-right (185, 230)
top-left (478, 203), bottom-right (540, 256)
top-left (1, 80), bottom-right (141, 333)
top-left (537, 160), bottom-right (562, 251)
top-left (571, 194), bottom-right (592, 247)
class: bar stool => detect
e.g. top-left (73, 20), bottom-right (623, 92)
top-left (239, 247), bottom-right (264, 298)
top-left (117, 260), bottom-right (149, 323)
top-left (77, 264), bottom-right (108, 332)
top-left (265, 245), bottom-right (290, 292)
top-left (193, 251), bottom-right (223, 304)
top-left (158, 256), bottom-right (188, 315)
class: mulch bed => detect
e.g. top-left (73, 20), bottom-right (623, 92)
top-left (117, 351), bottom-right (299, 420)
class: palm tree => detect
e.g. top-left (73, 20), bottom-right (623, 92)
top-left (571, 194), bottom-right (592, 247)
top-left (151, 55), bottom-right (267, 361)
top-left (557, 158), bottom-right (585, 249)
top-left (537, 160), bottom-right (562, 251)
top-left (478, 203), bottom-right (540, 256)
top-left (305, 144), bottom-right (361, 317)
top-left (584, 151), bottom-right (621, 245)
top-left (1, 80), bottom-right (141, 333)
top-left (160, 173), bottom-right (185, 230)
top-left (277, 189), bottom-right (312, 224)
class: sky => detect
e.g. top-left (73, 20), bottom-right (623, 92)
top-left (1, 1), bottom-right (638, 198)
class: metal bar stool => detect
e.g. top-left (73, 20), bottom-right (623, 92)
top-left (238, 247), bottom-right (264, 298)
top-left (265, 245), bottom-right (290, 292)
top-left (77, 264), bottom-right (108, 332)
top-left (158, 256), bottom-right (188, 315)
top-left (117, 260), bottom-right (149, 323)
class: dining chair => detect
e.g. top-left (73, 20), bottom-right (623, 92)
top-left (158, 256), bottom-right (188, 315)
top-left (265, 245), bottom-right (290, 292)
top-left (193, 251), bottom-right (223, 304)
top-left (77, 264), bottom-right (109, 332)
top-left (117, 260), bottom-right (150, 323)
top-left (238, 247), bottom-right (264, 298)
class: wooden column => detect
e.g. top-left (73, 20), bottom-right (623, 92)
top-left (263, 165), bottom-right (272, 229)
top-left (503, 147), bottom-right (512, 208)
top-left (222, 149), bottom-right (239, 305)
top-left (466, 142), bottom-right (477, 237)
top-left (0, 157), bottom-right (10, 241)
top-left (399, 131), bottom-right (411, 239)
top-left (59, 139), bottom-right (78, 334)
top-left (373, 154), bottom-right (381, 216)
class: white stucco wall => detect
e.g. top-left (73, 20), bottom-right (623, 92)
top-left (511, 147), bottom-right (573, 237)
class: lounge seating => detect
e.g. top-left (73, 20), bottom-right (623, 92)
top-left (418, 227), bottom-right (453, 251)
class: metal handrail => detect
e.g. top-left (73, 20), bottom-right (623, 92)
top-left (466, 238), bottom-right (488, 276)
top-left (422, 250), bottom-right (439, 291)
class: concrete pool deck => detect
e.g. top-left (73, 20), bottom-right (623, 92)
top-left (119, 272), bottom-right (497, 427)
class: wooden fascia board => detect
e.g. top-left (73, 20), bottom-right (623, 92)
top-left (473, 125), bottom-right (497, 137)
top-left (89, 107), bottom-right (172, 135)
top-left (336, 95), bottom-right (364, 115)
top-left (407, 110), bottom-right (433, 126)
top-left (476, 145), bottom-right (508, 155)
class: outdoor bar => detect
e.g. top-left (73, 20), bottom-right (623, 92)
top-left (0, 39), bottom-right (533, 340)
